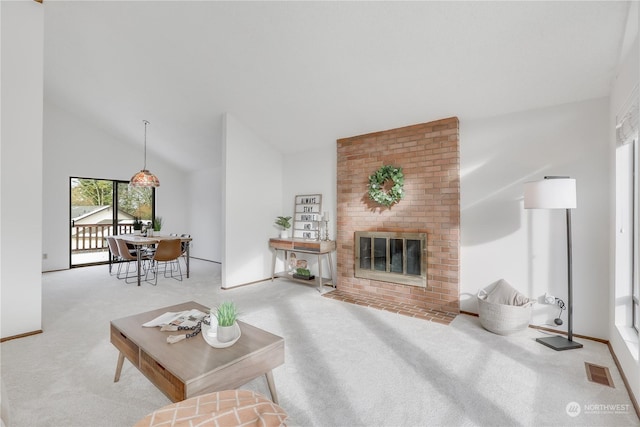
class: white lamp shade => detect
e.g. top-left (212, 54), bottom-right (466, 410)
top-left (524, 177), bottom-right (576, 209)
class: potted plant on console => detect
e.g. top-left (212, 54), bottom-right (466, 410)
top-left (213, 301), bottom-right (239, 343)
top-left (275, 216), bottom-right (292, 238)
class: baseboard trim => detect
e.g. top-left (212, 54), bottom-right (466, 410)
top-left (527, 324), bottom-right (609, 344)
top-left (1, 329), bottom-right (43, 343)
top-left (222, 277), bottom-right (272, 290)
top-left (460, 310), bottom-right (608, 344)
top-left (190, 257), bottom-right (221, 264)
top-left (43, 268), bottom-right (68, 273)
top-left (607, 341), bottom-right (640, 420)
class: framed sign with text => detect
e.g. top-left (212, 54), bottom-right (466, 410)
top-left (293, 194), bottom-right (322, 239)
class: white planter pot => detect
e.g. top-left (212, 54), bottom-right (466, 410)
top-left (280, 230), bottom-right (289, 238)
top-left (217, 323), bottom-right (238, 343)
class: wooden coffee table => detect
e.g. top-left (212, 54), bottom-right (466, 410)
top-left (110, 301), bottom-right (285, 403)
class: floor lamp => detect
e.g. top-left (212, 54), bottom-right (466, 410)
top-left (524, 176), bottom-right (583, 351)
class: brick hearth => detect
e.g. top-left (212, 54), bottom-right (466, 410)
top-left (323, 289), bottom-right (457, 325)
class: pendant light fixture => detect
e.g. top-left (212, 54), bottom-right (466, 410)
top-left (130, 119), bottom-right (160, 187)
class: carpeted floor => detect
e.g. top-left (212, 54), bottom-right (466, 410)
top-left (1, 259), bottom-right (638, 427)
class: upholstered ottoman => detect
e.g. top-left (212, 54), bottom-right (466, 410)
top-left (134, 390), bottom-right (288, 427)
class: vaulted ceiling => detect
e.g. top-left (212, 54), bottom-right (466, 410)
top-left (43, 1), bottom-right (636, 172)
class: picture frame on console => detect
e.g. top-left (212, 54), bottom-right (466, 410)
top-left (293, 194), bottom-right (322, 240)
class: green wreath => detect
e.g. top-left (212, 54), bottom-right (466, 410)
top-left (368, 165), bottom-right (404, 207)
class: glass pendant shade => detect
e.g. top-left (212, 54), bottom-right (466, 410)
top-left (130, 120), bottom-right (160, 188)
top-left (130, 169), bottom-right (160, 187)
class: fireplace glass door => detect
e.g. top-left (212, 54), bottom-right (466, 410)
top-left (355, 231), bottom-right (427, 287)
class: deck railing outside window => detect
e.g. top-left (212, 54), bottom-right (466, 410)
top-left (71, 224), bottom-right (136, 252)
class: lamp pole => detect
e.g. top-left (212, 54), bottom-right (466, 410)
top-left (566, 207), bottom-right (574, 342)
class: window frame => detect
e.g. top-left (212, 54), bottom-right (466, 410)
top-left (69, 176), bottom-right (156, 268)
top-left (632, 138), bottom-right (639, 333)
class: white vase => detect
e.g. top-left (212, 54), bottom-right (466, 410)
top-left (217, 323), bottom-right (237, 343)
top-left (280, 230), bottom-right (289, 239)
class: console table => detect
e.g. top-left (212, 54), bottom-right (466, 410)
top-left (269, 238), bottom-right (336, 292)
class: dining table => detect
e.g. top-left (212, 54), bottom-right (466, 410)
top-left (111, 234), bottom-right (192, 286)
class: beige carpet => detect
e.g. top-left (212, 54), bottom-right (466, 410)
top-left (1, 259), bottom-right (638, 427)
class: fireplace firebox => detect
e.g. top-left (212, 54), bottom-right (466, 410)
top-left (355, 231), bottom-right (427, 287)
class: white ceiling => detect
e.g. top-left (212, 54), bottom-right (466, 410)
top-left (43, 1), bottom-right (635, 172)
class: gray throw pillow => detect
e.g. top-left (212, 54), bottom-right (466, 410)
top-left (485, 279), bottom-right (532, 306)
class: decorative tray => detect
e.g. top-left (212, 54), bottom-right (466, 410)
top-left (201, 322), bottom-right (241, 348)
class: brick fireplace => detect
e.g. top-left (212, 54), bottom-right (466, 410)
top-left (335, 117), bottom-right (460, 314)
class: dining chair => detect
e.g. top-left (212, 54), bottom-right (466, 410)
top-left (162, 234), bottom-right (178, 257)
top-left (145, 238), bottom-right (182, 286)
top-left (115, 238), bottom-right (148, 284)
top-left (105, 237), bottom-right (122, 277)
top-left (180, 234), bottom-right (191, 265)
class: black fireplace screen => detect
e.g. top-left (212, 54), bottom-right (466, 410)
top-left (355, 231), bottom-right (427, 287)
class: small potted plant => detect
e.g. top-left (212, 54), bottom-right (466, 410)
top-left (275, 216), bottom-right (292, 238)
top-left (212, 301), bottom-right (239, 343)
top-left (133, 218), bottom-right (143, 235)
top-left (152, 216), bottom-right (163, 235)
top-left (293, 267), bottom-right (314, 280)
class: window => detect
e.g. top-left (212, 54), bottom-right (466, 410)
top-left (70, 177), bottom-right (155, 267)
top-left (632, 138), bottom-right (639, 332)
top-left (615, 87), bottom-right (639, 333)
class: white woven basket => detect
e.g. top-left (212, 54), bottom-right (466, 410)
top-left (477, 290), bottom-right (533, 335)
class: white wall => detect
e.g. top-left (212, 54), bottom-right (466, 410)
top-left (281, 147), bottom-right (337, 277)
top-left (187, 166), bottom-right (221, 262)
top-left (42, 102), bottom-right (189, 271)
top-left (222, 113), bottom-right (283, 288)
top-left (460, 98), bottom-right (611, 340)
top-left (610, 25), bottom-right (639, 401)
top-left (281, 104), bottom-right (611, 341)
top-left (1, 0), bottom-right (44, 338)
